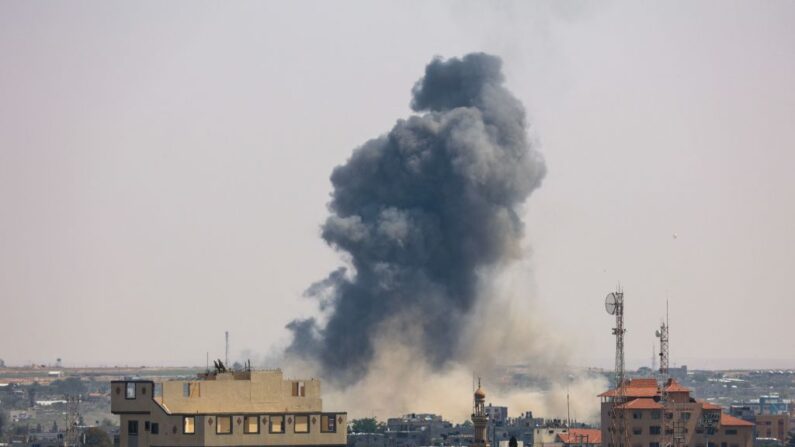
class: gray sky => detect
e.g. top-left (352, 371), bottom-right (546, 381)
top-left (1, 1), bottom-right (793, 369)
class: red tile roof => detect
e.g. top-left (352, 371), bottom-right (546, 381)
top-left (700, 401), bottom-right (722, 410)
top-left (664, 379), bottom-right (690, 393)
top-left (628, 378), bottom-right (659, 388)
top-left (617, 398), bottom-right (664, 410)
top-left (558, 429), bottom-right (602, 445)
top-left (720, 413), bottom-right (753, 427)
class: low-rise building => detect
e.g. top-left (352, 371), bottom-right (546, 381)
top-left (111, 369), bottom-right (346, 447)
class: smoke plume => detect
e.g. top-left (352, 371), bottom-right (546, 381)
top-left (285, 53), bottom-right (603, 419)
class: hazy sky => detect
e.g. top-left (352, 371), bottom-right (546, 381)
top-left (1, 1), bottom-right (793, 370)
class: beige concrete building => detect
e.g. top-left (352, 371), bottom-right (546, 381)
top-left (600, 378), bottom-right (753, 447)
top-left (111, 369), bottom-right (346, 447)
top-left (754, 414), bottom-right (789, 443)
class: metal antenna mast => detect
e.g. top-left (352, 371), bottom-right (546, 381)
top-left (656, 301), bottom-right (669, 376)
top-left (605, 287), bottom-right (626, 386)
top-left (605, 287), bottom-right (630, 447)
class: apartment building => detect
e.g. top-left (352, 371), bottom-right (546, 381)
top-left (600, 378), bottom-right (753, 447)
top-left (111, 369), bottom-right (346, 447)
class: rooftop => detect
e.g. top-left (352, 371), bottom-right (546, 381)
top-left (557, 429), bottom-right (602, 445)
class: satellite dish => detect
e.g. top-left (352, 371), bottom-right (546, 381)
top-left (605, 293), bottom-right (618, 315)
top-left (655, 329), bottom-right (662, 337)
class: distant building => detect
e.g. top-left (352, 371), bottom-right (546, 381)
top-left (111, 369), bottom-right (346, 447)
top-left (486, 405), bottom-right (509, 426)
top-left (384, 413), bottom-right (452, 447)
top-left (753, 414), bottom-right (789, 443)
top-left (731, 395), bottom-right (791, 417)
top-left (600, 378), bottom-right (754, 447)
top-left (729, 394), bottom-right (791, 444)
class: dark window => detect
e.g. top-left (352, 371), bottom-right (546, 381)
top-left (125, 383), bottom-right (136, 399)
top-left (633, 412), bottom-right (643, 420)
top-left (650, 443), bottom-right (660, 447)
top-left (294, 415), bottom-right (309, 433)
top-left (244, 416), bottom-right (259, 434)
top-left (128, 420), bottom-right (138, 435)
top-left (183, 416), bottom-right (195, 434)
top-left (151, 423), bottom-right (159, 435)
top-left (651, 411), bottom-right (662, 420)
top-left (725, 429), bottom-right (737, 435)
top-left (650, 426), bottom-right (661, 435)
top-left (321, 414), bottom-right (336, 433)
top-left (633, 427), bottom-right (642, 435)
top-left (216, 416), bottom-right (232, 434)
top-left (144, 421), bottom-right (150, 431)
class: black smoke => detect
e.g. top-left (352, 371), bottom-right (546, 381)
top-left (286, 53), bottom-right (546, 385)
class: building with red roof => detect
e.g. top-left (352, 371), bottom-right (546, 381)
top-left (600, 378), bottom-right (754, 447)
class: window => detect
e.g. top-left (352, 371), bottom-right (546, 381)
top-left (633, 427), bottom-right (642, 435)
top-left (183, 383), bottom-right (190, 397)
top-left (292, 381), bottom-right (306, 397)
top-left (144, 421), bottom-right (150, 431)
top-left (321, 414), bottom-right (336, 433)
top-left (126, 383), bottom-right (136, 399)
top-left (725, 429), bottom-right (737, 435)
top-left (216, 416), bottom-right (232, 434)
top-left (128, 420), bottom-right (138, 435)
top-left (665, 412), bottom-right (673, 420)
top-left (651, 411), bottom-right (662, 420)
top-left (183, 416), bottom-right (195, 434)
top-left (294, 415), bottom-right (309, 433)
top-left (270, 415), bottom-right (284, 433)
top-left (245, 416), bottom-right (259, 434)
top-left (650, 443), bottom-right (660, 447)
top-left (151, 423), bottom-right (159, 435)
top-left (681, 412), bottom-right (691, 420)
top-left (633, 412), bottom-right (643, 420)
top-left (650, 426), bottom-right (661, 435)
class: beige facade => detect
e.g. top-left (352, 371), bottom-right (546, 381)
top-left (754, 414), bottom-right (789, 442)
top-left (111, 370), bottom-right (346, 447)
top-left (600, 378), bottom-right (753, 447)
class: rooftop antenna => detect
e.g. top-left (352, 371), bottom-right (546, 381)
top-left (605, 286), bottom-right (626, 386)
top-left (225, 331), bottom-right (229, 367)
top-left (656, 300), bottom-right (669, 377)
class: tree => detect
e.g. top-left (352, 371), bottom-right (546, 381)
top-left (350, 418), bottom-right (380, 433)
top-left (81, 428), bottom-right (112, 447)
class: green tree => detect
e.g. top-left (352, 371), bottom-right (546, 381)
top-left (81, 428), bottom-right (112, 447)
top-left (350, 418), bottom-right (380, 433)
